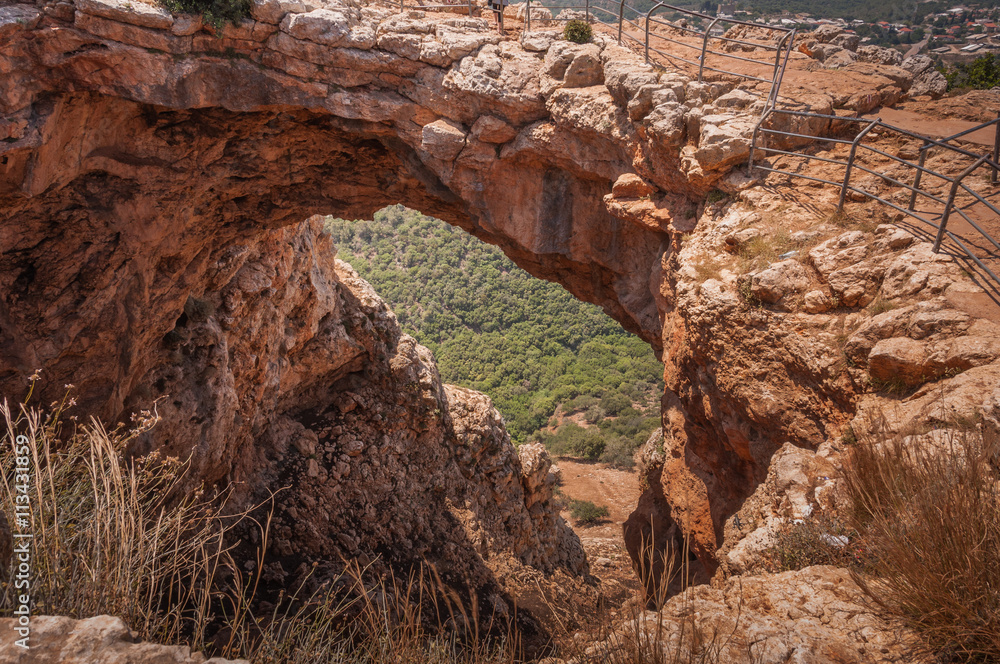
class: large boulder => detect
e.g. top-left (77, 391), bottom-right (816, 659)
top-left (857, 44), bottom-right (902, 66)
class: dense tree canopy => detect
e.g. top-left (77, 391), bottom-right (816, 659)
top-left (325, 207), bottom-right (663, 465)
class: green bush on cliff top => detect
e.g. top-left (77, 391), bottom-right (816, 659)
top-left (563, 20), bottom-right (593, 44)
top-left (161, 0), bottom-right (251, 28)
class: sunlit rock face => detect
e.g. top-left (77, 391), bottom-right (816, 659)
top-left (7, 0), bottom-right (991, 604)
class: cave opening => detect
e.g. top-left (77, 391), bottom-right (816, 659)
top-left (324, 203), bottom-right (664, 460)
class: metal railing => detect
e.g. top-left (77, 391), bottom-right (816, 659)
top-left (523, 0), bottom-right (795, 108)
top-left (748, 108), bottom-right (1000, 287)
top-left (398, 0), bottom-right (474, 14)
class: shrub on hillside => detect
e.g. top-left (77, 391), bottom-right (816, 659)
top-left (599, 436), bottom-right (638, 469)
top-left (543, 422), bottom-right (606, 460)
top-left (844, 423), bottom-right (1000, 661)
top-left (568, 499), bottom-right (609, 525)
top-left (564, 20), bottom-right (592, 43)
top-left (601, 391), bottom-right (632, 417)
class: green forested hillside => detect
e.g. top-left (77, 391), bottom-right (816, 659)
top-left (324, 206), bottom-right (663, 465)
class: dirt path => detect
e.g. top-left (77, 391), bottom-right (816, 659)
top-left (862, 107), bottom-right (998, 149)
top-left (555, 458), bottom-right (639, 540)
top-left (553, 458), bottom-right (641, 600)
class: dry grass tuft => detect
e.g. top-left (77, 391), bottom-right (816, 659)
top-left (0, 399), bottom-right (236, 649)
top-left (843, 421), bottom-right (1000, 662)
top-left (0, 399), bottom-right (518, 664)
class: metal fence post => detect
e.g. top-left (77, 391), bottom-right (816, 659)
top-left (934, 155), bottom-right (988, 253)
top-left (644, 6), bottom-right (652, 64)
top-left (838, 118), bottom-right (880, 211)
top-left (747, 107), bottom-right (773, 176)
top-left (698, 17), bottom-right (721, 82)
top-left (767, 31), bottom-right (791, 108)
top-left (399, 0), bottom-right (403, 10)
top-left (908, 140), bottom-right (929, 211)
top-left (618, 0), bottom-right (625, 43)
top-left (525, 0), bottom-right (530, 31)
top-left (586, 0), bottom-right (591, 22)
top-left (993, 112), bottom-right (1000, 185)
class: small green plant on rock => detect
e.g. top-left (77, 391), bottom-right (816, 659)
top-left (563, 20), bottom-right (592, 43)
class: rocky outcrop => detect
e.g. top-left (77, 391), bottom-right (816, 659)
top-left (164, 220), bottom-right (587, 595)
top-left (797, 26), bottom-right (946, 99)
top-left (0, 615), bottom-right (244, 664)
top-left (591, 566), bottom-right (923, 664)
top-left (626, 175), bottom-right (1000, 593)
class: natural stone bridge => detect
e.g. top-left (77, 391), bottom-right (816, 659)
top-left (0, 0), bottom-right (954, 589)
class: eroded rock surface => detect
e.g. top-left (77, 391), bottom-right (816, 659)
top-left (0, 615), bottom-right (244, 664)
top-left (590, 566), bottom-right (923, 664)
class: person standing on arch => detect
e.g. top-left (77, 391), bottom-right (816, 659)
top-left (489, 0), bottom-right (508, 34)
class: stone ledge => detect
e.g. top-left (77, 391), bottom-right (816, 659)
top-left (75, 10), bottom-right (192, 53)
top-left (76, 0), bottom-right (173, 30)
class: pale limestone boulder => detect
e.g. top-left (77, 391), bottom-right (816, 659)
top-left (902, 54), bottom-right (933, 76)
top-left (822, 47), bottom-right (858, 69)
top-left (0, 615), bottom-right (245, 663)
top-left (252, 0), bottom-right (309, 24)
top-left (625, 83), bottom-right (670, 121)
top-left (812, 24), bottom-right (844, 43)
top-left (421, 28), bottom-right (500, 67)
top-left (748, 259), bottom-right (812, 304)
top-left (170, 14), bottom-right (202, 36)
top-left (926, 335), bottom-right (1000, 375)
top-left (857, 44), bottom-right (902, 66)
top-left (280, 8), bottom-right (374, 49)
top-left (520, 30), bottom-right (554, 52)
top-left (808, 231), bottom-right (868, 277)
top-left (421, 118), bottom-right (467, 160)
top-left (694, 117), bottom-right (754, 172)
top-left (881, 243), bottom-right (963, 299)
top-left (644, 101), bottom-right (686, 145)
top-left (712, 88), bottom-right (758, 109)
top-left (75, 0), bottom-right (173, 29)
top-left (803, 289), bottom-right (833, 313)
top-left (542, 41), bottom-right (602, 89)
top-left (830, 32), bottom-right (859, 51)
top-left (611, 173), bottom-right (655, 198)
top-left (827, 261), bottom-right (884, 307)
top-left (910, 69), bottom-right (948, 98)
top-left (377, 31), bottom-right (424, 59)
top-left (563, 47), bottom-right (603, 88)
